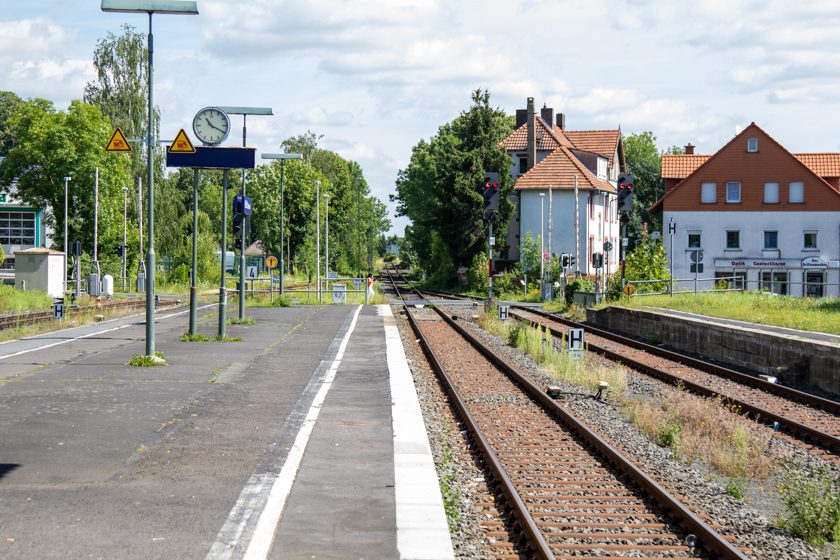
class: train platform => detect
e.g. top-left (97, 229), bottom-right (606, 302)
top-left (0, 303), bottom-right (453, 560)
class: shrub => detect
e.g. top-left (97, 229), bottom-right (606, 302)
top-left (564, 277), bottom-right (594, 305)
top-left (466, 252), bottom-right (488, 292)
top-left (777, 463), bottom-right (840, 544)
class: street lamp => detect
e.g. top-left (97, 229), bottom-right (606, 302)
top-left (324, 193), bottom-right (330, 287)
top-left (101, 0), bottom-right (199, 358)
top-left (122, 186), bottom-right (128, 292)
top-left (261, 153), bottom-right (302, 296)
top-left (63, 176), bottom-right (71, 294)
top-left (315, 180), bottom-right (321, 303)
top-left (218, 106), bottom-right (272, 320)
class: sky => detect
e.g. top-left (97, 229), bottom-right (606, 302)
top-left (4, 0), bottom-right (840, 235)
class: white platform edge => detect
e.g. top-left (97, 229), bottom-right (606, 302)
top-left (380, 304), bottom-right (455, 560)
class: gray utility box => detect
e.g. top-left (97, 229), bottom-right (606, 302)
top-left (13, 248), bottom-right (65, 297)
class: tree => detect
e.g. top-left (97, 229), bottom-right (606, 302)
top-left (0, 99), bottom-right (131, 275)
top-left (393, 89), bottom-right (515, 284)
top-left (281, 131), bottom-right (323, 165)
top-left (0, 91), bottom-right (22, 156)
top-left (623, 226), bottom-right (670, 293)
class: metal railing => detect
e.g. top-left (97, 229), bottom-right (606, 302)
top-left (626, 275), bottom-right (840, 299)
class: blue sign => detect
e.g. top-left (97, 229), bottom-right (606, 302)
top-left (234, 195), bottom-right (253, 215)
top-left (166, 146), bottom-right (255, 169)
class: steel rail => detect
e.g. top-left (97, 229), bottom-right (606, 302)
top-left (512, 307), bottom-right (840, 454)
top-left (0, 299), bottom-right (179, 331)
top-left (387, 266), bottom-right (746, 559)
top-left (431, 304), bottom-right (748, 560)
top-left (518, 305), bottom-right (840, 415)
top-left (386, 268), bottom-right (555, 559)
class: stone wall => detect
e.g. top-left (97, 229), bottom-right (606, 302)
top-left (586, 306), bottom-right (840, 397)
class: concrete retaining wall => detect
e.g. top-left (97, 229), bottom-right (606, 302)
top-left (586, 306), bottom-right (840, 397)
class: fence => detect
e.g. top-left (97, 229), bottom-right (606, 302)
top-left (627, 274), bottom-right (840, 299)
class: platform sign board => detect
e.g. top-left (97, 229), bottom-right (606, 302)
top-left (246, 266), bottom-right (258, 280)
top-left (53, 297), bottom-right (65, 319)
top-left (327, 271), bottom-right (338, 280)
top-left (568, 327), bottom-right (584, 360)
top-left (233, 195), bottom-right (253, 215)
top-left (166, 146), bottom-right (256, 170)
top-left (498, 305), bottom-right (509, 321)
top-left (353, 278), bottom-right (363, 289)
top-left (332, 284), bottom-right (346, 304)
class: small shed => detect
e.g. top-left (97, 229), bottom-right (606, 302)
top-left (14, 248), bottom-right (64, 297)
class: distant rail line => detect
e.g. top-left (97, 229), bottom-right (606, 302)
top-left (0, 298), bottom-right (180, 332)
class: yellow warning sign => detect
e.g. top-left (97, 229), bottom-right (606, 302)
top-left (265, 256), bottom-right (277, 269)
top-left (168, 129), bottom-right (196, 153)
top-left (105, 127), bottom-right (131, 152)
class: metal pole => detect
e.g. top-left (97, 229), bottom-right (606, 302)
top-left (189, 169), bottom-right (198, 335)
top-left (63, 176), bottom-right (70, 294)
top-left (488, 221), bottom-right (493, 300)
top-left (356, 174), bottom-right (361, 280)
top-left (93, 167), bottom-right (99, 275)
top-left (324, 193), bottom-right (329, 295)
top-left (145, 12), bottom-right (156, 356)
top-left (315, 180), bottom-right (321, 303)
top-left (238, 116), bottom-right (247, 320)
top-left (218, 170), bottom-right (229, 338)
top-left (279, 160), bottom-right (285, 296)
top-left (540, 193), bottom-right (545, 299)
top-left (122, 186), bottom-right (127, 291)
top-left (669, 218), bottom-right (675, 296)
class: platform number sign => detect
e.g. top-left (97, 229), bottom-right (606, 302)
top-left (246, 266), bottom-right (258, 280)
top-left (332, 284), bottom-right (346, 304)
top-left (53, 298), bottom-right (65, 319)
top-left (498, 305), bottom-right (509, 321)
top-left (568, 327), bottom-right (584, 360)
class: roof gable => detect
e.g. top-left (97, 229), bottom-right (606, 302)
top-left (662, 152), bottom-right (840, 180)
top-left (562, 129), bottom-right (621, 160)
top-left (499, 118), bottom-right (571, 151)
top-left (651, 123), bottom-right (840, 212)
top-left (514, 145), bottom-right (614, 192)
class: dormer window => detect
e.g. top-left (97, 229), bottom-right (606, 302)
top-left (747, 137), bottom-right (758, 152)
top-left (597, 157), bottom-right (607, 179)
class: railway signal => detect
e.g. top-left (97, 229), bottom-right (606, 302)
top-left (617, 172), bottom-right (634, 214)
top-left (482, 172), bottom-right (500, 219)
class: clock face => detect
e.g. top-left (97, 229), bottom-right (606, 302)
top-left (192, 107), bottom-right (230, 146)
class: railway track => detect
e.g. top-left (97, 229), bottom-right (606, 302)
top-left (510, 306), bottom-right (840, 463)
top-left (386, 268), bottom-right (746, 560)
top-left (0, 298), bottom-right (180, 331)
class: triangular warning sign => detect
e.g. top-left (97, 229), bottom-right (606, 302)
top-left (105, 128), bottom-right (131, 152)
top-left (169, 129), bottom-right (196, 153)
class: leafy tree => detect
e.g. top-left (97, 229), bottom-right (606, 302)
top-left (0, 99), bottom-right (131, 276)
top-left (281, 130), bottom-right (323, 164)
top-left (0, 91), bottom-right (23, 156)
top-left (519, 232), bottom-right (541, 286)
top-left (623, 226), bottom-right (670, 293)
top-left (394, 89), bottom-right (515, 284)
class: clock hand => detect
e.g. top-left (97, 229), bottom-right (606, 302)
top-left (204, 117), bottom-right (224, 133)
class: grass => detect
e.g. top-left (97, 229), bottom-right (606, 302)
top-left (182, 332), bottom-right (241, 342)
top-left (0, 285), bottom-right (54, 313)
top-left (228, 316), bottom-right (255, 326)
top-left (437, 421), bottom-right (461, 531)
top-left (127, 351), bottom-right (165, 367)
top-left (776, 462), bottom-right (840, 545)
top-left (606, 291), bottom-right (840, 335)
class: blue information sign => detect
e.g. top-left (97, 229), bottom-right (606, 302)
top-left (234, 195), bottom-right (253, 215)
top-left (166, 146), bottom-right (256, 169)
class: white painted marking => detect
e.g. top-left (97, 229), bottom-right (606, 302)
top-left (382, 304), bottom-right (454, 560)
top-left (0, 304), bottom-right (214, 362)
top-left (211, 305), bottom-right (363, 560)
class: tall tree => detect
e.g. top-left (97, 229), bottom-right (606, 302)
top-left (0, 91), bottom-right (23, 156)
top-left (281, 130), bottom-right (323, 164)
top-left (393, 89), bottom-right (514, 284)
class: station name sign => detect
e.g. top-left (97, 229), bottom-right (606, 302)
top-left (714, 257), bottom-right (838, 269)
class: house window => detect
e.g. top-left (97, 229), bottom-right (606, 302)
top-left (789, 181), bottom-right (804, 203)
top-left (764, 182), bottom-right (779, 204)
top-left (688, 232), bottom-right (702, 248)
top-left (726, 182), bottom-right (741, 203)
top-left (726, 230), bottom-right (740, 249)
top-left (715, 271), bottom-right (746, 290)
top-left (747, 137), bottom-right (758, 152)
top-left (597, 157), bottom-right (607, 179)
top-left (701, 182), bottom-right (717, 203)
top-left (804, 231), bottom-right (818, 250)
top-left (764, 230), bottom-right (778, 249)
top-left (518, 156), bottom-right (528, 175)
top-left (589, 196), bottom-right (594, 219)
top-left (0, 212), bottom-right (36, 246)
top-left (760, 271), bottom-right (788, 295)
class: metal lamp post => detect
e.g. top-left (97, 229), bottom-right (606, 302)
top-left (315, 180), bottom-right (321, 303)
top-left (260, 153), bottom-right (302, 296)
top-left (122, 186), bottom-right (128, 291)
top-left (324, 193), bottom-right (329, 289)
top-left (539, 192), bottom-right (545, 300)
top-left (218, 106), bottom-right (272, 320)
top-left (101, 0), bottom-right (198, 358)
top-left (63, 176), bottom-right (71, 294)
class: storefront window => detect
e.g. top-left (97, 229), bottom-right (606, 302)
top-left (760, 271), bottom-right (788, 295)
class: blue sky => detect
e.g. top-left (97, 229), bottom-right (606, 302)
top-left (4, 0), bottom-right (840, 234)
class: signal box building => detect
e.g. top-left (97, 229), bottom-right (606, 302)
top-left (498, 98), bottom-right (624, 278)
top-left (651, 123), bottom-right (840, 297)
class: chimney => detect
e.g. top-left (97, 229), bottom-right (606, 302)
top-left (685, 143), bottom-right (695, 155)
top-left (515, 109), bottom-right (527, 128)
top-left (556, 112), bottom-right (566, 130)
top-left (540, 104), bottom-right (554, 128)
top-left (527, 97), bottom-right (536, 171)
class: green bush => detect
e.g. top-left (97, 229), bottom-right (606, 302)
top-left (507, 323), bottom-right (523, 347)
top-left (493, 271), bottom-right (515, 294)
top-left (564, 277), bottom-right (594, 305)
top-left (777, 463), bottom-right (840, 544)
top-left (658, 420), bottom-right (682, 450)
top-left (467, 252), bottom-right (488, 292)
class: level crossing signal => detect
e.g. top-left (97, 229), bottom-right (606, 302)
top-left (617, 172), bottom-right (634, 213)
top-left (482, 172), bottom-right (501, 218)
top-left (560, 253), bottom-right (576, 269)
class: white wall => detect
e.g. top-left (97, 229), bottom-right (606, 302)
top-left (663, 210), bottom-right (840, 297)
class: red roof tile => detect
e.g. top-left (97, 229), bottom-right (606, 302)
top-left (499, 118), bottom-right (571, 151)
top-left (562, 129), bottom-right (621, 158)
top-left (514, 145), bottom-right (615, 192)
top-left (662, 153), bottom-right (840, 179)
